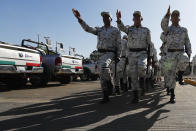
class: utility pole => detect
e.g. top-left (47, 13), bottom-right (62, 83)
top-left (56, 41), bottom-right (58, 53)
top-left (37, 34), bottom-right (40, 47)
top-left (38, 34), bottom-right (40, 43)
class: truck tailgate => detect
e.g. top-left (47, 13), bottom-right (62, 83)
top-left (0, 43), bottom-right (41, 66)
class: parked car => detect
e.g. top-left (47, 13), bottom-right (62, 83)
top-left (0, 41), bottom-right (43, 87)
top-left (21, 39), bottom-right (83, 86)
top-left (81, 59), bottom-right (99, 81)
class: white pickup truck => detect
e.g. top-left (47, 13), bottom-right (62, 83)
top-left (61, 54), bottom-right (83, 76)
top-left (21, 39), bottom-right (83, 85)
top-left (0, 41), bottom-right (43, 87)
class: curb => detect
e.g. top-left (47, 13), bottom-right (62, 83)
top-left (184, 78), bottom-right (196, 86)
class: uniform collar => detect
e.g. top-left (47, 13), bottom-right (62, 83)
top-left (103, 25), bottom-right (112, 29)
top-left (132, 24), bottom-right (142, 28)
top-left (171, 24), bottom-right (180, 28)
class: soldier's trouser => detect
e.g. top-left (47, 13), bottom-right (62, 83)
top-left (127, 51), bottom-right (147, 91)
top-left (160, 56), bottom-right (166, 76)
top-left (163, 52), bottom-right (189, 89)
top-left (122, 70), bottom-right (128, 84)
top-left (152, 67), bottom-right (158, 81)
top-left (117, 58), bottom-right (127, 84)
top-left (97, 52), bottom-right (115, 92)
top-left (111, 61), bottom-right (120, 87)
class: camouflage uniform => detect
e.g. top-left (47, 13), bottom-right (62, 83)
top-left (160, 32), bottom-right (169, 90)
top-left (152, 44), bottom-right (158, 81)
top-left (161, 12), bottom-right (192, 90)
top-left (117, 39), bottom-right (127, 80)
top-left (79, 18), bottom-right (121, 93)
top-left (117, 38), bottom-right (128, 90)
top-left (111, 49), bottom-right (121, 93)
top-left (117, 19), bottom-right (153, 92)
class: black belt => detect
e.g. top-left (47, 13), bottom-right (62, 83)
top-left (129, 48), bottom-right (147, 52)
top-left (168, 49), bottom-right (184, 52)
top-left (120, 56), bottom-right (126, 58)
top-left (98, 49), bottom-right (115, 53)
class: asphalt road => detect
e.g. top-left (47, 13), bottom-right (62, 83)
top-left (0, 81), bottom-right (196, 131)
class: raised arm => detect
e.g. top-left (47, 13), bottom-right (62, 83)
top-left (116, 10), bottom-right (129, 34)
top-left (72, 8), bottom-right (98, 35)
top-left (161, 6), bottom-right (170, 33)
top-left (116, 30), bottom-right (122, 57)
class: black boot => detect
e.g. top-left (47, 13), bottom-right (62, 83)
top-left (100, 90), bottom-right (110, 104)
top-left (120, 79), bottom-right (128, 92)
top-left (107, 80), bottom-right (113, 96)
top-left (115, 86), bottom-right (121, 95)
top-left (128, 77), bottom-right (132, 90)
top-left (146, 78), bottom-right (150, 92)
top-left (166, 86), bottom-right (170, 95)
top-left (120, 78), bottom-right (124, 91)
top-left (151, 78), bottom-right (155, 88)
top-left (123, 82), bottom-right (128, 92)
top-left (132, 90), bottom-right (139, 104)
top-left (169, 89), bottom-right (176, 104)
top-left (178, 71), bottom-right (185, 85)
top-left (140, 77), bottom-right (145, 96)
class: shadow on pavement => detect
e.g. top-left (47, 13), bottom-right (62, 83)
top-left (0, 85), bottom-right (169, 131)
top-left (0, 81), bottom-right (99, 92)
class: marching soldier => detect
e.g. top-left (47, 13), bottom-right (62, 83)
top-left (146, 43), bottom-right (158, 91)
top-left (160, 32), bottom-right (169, 94)
top-left (117, 35), bottom-right (128, 92)
top-left (111, 55), bottom-right (121, 95)
top-left (72, 9), bottom-right (121, 104)
top-left (151, 44), bottom-right (158, 86)
top-left (116, 10), bottom-right (154, 103)
top-left (161, 6), bottom-right (192, 103)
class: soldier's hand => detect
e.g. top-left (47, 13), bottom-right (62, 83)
top-left (72, 8), bottom-right (81, 20)
top-left (166, 5), bottom-right (171, 17)
top-left (116, 10), bottom-right (121, 21)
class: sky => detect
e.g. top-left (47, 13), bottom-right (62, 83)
top-left (0, 0), bottom-right (196, 59)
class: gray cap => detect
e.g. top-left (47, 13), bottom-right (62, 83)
top-left (171, 10), bottom-right (180, 16)
top-left (101, 11), bottom-right (112, 19)
top-left (133, 11), bottom-right (141, 16)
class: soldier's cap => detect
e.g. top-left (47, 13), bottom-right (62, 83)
top-left (171, 10), bottom-right (180, 17)
top-left (123, 35), bottom-right (128, 39)
top-left (133, 11), bottom-right (142, 17)
top-left (101, 11), bottom-right (112, 19)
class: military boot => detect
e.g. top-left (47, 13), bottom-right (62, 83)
top-left (120, 78), bottom-right (124, 91)
top-left (115, 86), bottom-right (121, 95)
top-left (169, 89), bottom-right (176, 104)
top-left (107, 80), bottom-right (113, 96)
top-left (100, 90), bottom-right (110, 104)
top-left (131, 90), bottom-right (139, 104)
top-left (128, 77), bottom-right (132, 90)
top-left (140, 77), bottom-right (145, 96)
top-left (166, 87), bottom-right (170, 95)
top-left (123, 82), bottom-right (128, 92)
top-left (178, 71), bottom-right (185, 85)
top-left (120, 79), bottom-right (128, 92)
